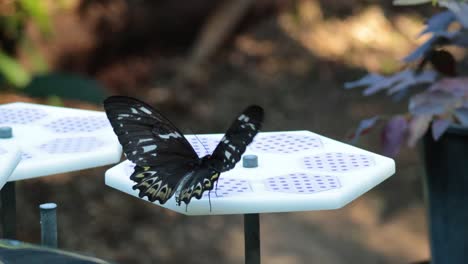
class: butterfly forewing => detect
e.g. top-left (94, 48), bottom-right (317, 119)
top-left (104, 96), bottom-right (199, 204)
top-left (210, 105), bottom-right (264, 172)
top-left (177, 105), bottom-right (264, 205)
top-left (104, 96), bottom-right (199, 166)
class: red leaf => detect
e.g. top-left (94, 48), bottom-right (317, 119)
top-left (381, 116), bottom-right (408, 157)
top-left (431, 118), bottom-right (452, 141)
top-left (409, 90), bottom-right (459, 115)
top-left (349, 116), bottom-right (380, 144)
top-left (454, 107), bottom-right (468, 125)
top-left (344, 73), bottom-right (385, 89)
top-left (429, 77), bottom-right (468, 97)
top-left (408, 115), bottom-right (432, 147)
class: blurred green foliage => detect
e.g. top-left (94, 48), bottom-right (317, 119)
top-left (0, 0), bottom-right (107, 104)
top-left (0, 0), bottom-right (52, 88)
top-left (0, 50), bottom-right (31, 87)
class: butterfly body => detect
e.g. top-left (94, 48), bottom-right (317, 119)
top-left (104, 96), bottom-right (263, 206)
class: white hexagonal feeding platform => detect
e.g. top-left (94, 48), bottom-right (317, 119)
top-left (0, 102), bottom-right (122, 181)
top-left (0, 141), bottom-right (21, 189)
top-left (105, 131), bottom-right (395, 216)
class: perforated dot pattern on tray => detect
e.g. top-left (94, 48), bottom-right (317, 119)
top-left (125, 162), bottom-right (136, 175)
top-left (249, 133), bottom-right (322, 154)
top-left (202, 178), bottom-right (252, 198)
top-left (188, 137), bottom-right (220, 157)
top-left (264, 173), bottom-right (340, 194)
top-left (0, 108), bottom-right (47, 124)
top-left (39, 137), bottom-right (106, 154)
top-left (43, 116), bottom-right (110, 133)
top-left (20, 152), bottom-right (33, 160)
top-left (303, 152), bottom-right (375, 172)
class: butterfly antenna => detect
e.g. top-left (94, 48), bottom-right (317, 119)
top-left (187, 128), bottom-right (209, 156)
top-left (196, 134), bottom-right (210, 156)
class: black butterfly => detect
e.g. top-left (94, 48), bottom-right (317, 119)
top-left (103, 96), bottom-right (264, 206)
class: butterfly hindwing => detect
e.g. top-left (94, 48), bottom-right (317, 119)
top-left (176, 167), bottom-right (220, 205)
top-left (131, 164), bottom-right (192, 204)
top-left (209, 105), bottom-right (264, 172)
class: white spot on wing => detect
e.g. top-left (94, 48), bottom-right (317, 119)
top-left (238, 114), bottom-right (250, 122)
top-left (138, 138), bottom-right (153, 144)
top-left (117, 113), bottom-right (131, 120)
top-left (142, 145), bottom-right (157, 153)
top-left (139, 107), bottom-right (152, 115)
top-left (159, 132), bottom-right (181, 139)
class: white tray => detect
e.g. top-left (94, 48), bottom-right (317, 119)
top-left (0, 140), bottom-right (21, 189)
top-left (105, 131), bottom-right (395, 215)
top-left (0, 102), bottom-right (122, 181)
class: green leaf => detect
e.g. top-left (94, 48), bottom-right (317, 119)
top-left (23, 72), bottom-right (108, 104)
top-left (20, 38), bottom-right (49, 73)
top-left (46, 95), bottom-right (64, 107)
top-left (19, 0), bottom-right (52, 34)
top-left (0, 50), bottom-right (31, 88)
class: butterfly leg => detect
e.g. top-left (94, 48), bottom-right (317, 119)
top-left (208, 190), bottom-right (212, 212)
top-left (215, 181), bottom-right (219, 197)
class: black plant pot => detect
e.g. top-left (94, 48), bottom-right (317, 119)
top-left (422, 125), bottom-right (468, 264)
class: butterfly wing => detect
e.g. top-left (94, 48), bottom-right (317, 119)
top-left (130, 164), bottom-right (192, 204)
top-left (177, 105), bottom-right (264, 205)
top-left (176, 166), bottom-right (220, 205)
top-left (104, 96), bottom-right (199, 166)
top-left (104, 96), bottom-right (200, 204)
top-left (210, 105), bottom-right (264, 172)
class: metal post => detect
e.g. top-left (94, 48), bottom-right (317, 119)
top-left (1, 181), bottom-right (16, 239)
top-left (0, 126), bottom-right (16, 239)
top-left (244, 213), bottom-right (260, 264)
top-left (242, 155), bottom-right (260, 264)
top-left (40, 203), bottom-right (58, 248)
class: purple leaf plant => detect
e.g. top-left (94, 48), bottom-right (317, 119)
top-left (345, 1), bottom-right (468, 157)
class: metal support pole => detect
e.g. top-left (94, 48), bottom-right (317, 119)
top-left (244, 213), bottom-right (260, 264)
top-left (1, 181), bottom-right (16, 239)
top-left (40, 203), bottom-right (58, 248)
top-left (242, 155), bottom-right (260, 264)
top-left (0, 126), bottom-right (16, 239)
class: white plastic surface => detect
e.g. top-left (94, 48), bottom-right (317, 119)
top-left (105, 131), bottom-right (395, 215)
top-left (0, 102), bottom-right (122, 181)
top-left (0, 141), bottom-right (21, 189)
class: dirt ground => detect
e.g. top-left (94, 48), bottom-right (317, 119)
top-left (6, 1), bottom-right (435, 263)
